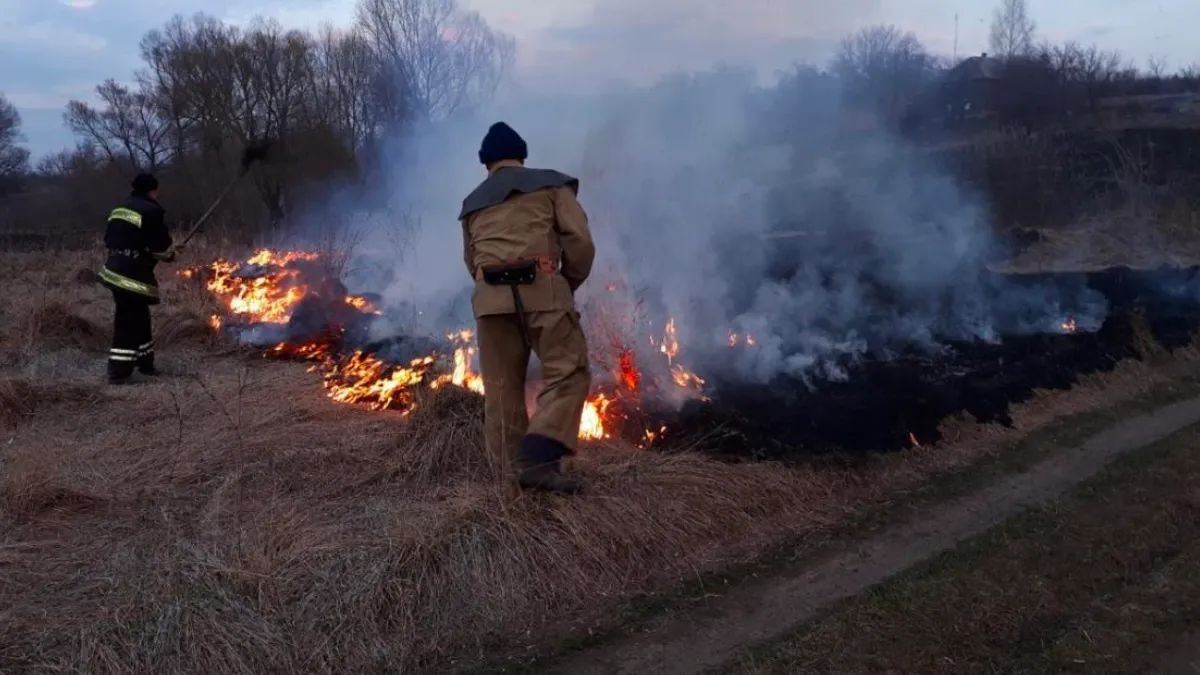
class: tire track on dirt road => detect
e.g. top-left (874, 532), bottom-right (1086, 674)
top-left (548, 395), bottom-right (1200, 675)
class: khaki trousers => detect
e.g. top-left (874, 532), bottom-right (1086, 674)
top-left (476, 309), bottom-right (592, 469)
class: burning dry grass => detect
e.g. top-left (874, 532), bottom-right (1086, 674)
top-left (5, 249), bottom-right (1200, 671)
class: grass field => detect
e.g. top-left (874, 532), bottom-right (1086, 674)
top-left (3, 247), bottom-right (1200, 672)
top-left (734, 421), bottom-right (1200, 674)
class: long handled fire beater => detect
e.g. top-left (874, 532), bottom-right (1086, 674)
top-left (176, 142), bottom-right (274, 249)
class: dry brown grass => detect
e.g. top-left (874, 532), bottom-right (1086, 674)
top-left (0, 378), bottom-right (40, 429)
top-left (4, 249), bottom-right (1200, 672)
top-left (0, 377), bottom-right (98, 429)
top-left (19, 300), bottom-right (107, 351)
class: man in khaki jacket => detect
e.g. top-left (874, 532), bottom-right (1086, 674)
top-left (459, 122), bottom-right (595, 494)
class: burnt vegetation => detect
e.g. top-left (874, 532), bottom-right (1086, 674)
top-left (678, 268), bottom-right (1200, 458)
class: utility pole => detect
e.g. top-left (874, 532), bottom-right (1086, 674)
top-left (954, 13), bottom-right (960, 62)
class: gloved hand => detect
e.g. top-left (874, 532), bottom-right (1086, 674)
top-left (152, 246), bottom-right (181, 263)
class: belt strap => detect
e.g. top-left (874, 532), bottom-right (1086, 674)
top-left (475, 255), bottom-right (558, 282)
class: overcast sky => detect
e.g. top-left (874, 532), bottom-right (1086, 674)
top-left (2, 0), bottom-right (1196, 157)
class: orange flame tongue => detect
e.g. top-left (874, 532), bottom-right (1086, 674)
top-left (431, 331), bottom-right (485, 395)
top-left (345, 295), bottom-right (380, 314)
top-left (205, 251), bottom-right (316, 325)
top-left (659, 318), bottom-right (680, 364)
top-left (321, 352), bottom-right (436, 413)
top-left (246, 249), bottom-right (319, 267)
top-left (618, 350), bottom-right (641, 392)
top-left (579, 394), bottom-right (612, 441)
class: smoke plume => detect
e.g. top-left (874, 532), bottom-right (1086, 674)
top-left (327, 5), bottom-right (1106, 388)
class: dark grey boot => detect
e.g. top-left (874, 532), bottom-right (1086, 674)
top-left (516, 434), bottom-right (583, 495)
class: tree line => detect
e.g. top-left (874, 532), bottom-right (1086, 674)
top-left (2, 0), bottom-right (513, 243)
top-left (0, 0), bottom-right (1197, 244)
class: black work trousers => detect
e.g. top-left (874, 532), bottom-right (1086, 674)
top-left (109, 289), bottom-right (154, 379)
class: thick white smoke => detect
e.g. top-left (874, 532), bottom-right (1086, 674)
top-left (321, 7), bottom-right (1106, 387)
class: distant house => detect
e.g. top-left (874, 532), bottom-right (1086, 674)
top-left (901, 53), bottom-right (1006, 134)
top-left (941, 53), bottom-right (1005, 120)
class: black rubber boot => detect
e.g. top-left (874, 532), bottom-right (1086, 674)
top-left (107, 361), bottom-right (134, 386)
top-left (516, 434), bottom-right (583, 495)
top-left (137, 351), bottom-right (159, 376)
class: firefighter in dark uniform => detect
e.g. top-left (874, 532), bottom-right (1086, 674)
top-left (99, 174), bottom-right (176, 384)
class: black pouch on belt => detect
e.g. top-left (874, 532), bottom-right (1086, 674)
top-left (481, 260), bottom-right (538, 348)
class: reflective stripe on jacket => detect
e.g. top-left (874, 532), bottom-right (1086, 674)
top-left (99, 267), bottom-right (160, 300)
top-left (108, 207), bottom-right (144, 227)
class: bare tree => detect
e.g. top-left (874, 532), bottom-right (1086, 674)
top-left (833, 25), bottom-right (934, 118)
top-left (0, 93), bottom-right (31, 183)
top-left (48, 4), bottom-right (513, 238)
top-left (310, 26), bottom-right (378, 150)
top-left (1048, 42), bottom-right (1129, 85)
top-left (1147, 55), bottom-right (1169, 79)
top-left (357, 0), bottom-right (514, 121)
top-left (990, 0), bottom-right (1037, 58)
top-left (66, 80), bottom-right (176, 171)
top-left (1043, 41), bottom-right (1132, 106)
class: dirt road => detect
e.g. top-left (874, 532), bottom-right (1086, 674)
top-left (549, 396), bottom-right (1200, 675)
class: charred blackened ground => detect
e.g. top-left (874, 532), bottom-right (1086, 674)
top-left (198, 254), bottom-right (1200, 458)
top-left (668, 266), bottom-right (1200, 459)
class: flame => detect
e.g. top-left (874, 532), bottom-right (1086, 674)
top-left (209, 314), bottom-right (223, 331)
top-left (579, 394), bottom-right (612, 441)
top-left (320, 352), bottom-right (436, 413)
top-left (671, 364), bottom-right (706, 391)
top-left (1061, 318), bottom-right (1078, 334)
top-left (246, 249), bottom-right (319, 267)
top-left (729, 332), bottom-right (758, 348)
top-left (205, 255), bottom-right (310, 325)
top-left (618, 350), bottom-right (641, 392)
top-left (643, 425), bottom-right (667, 445)
top-left (271, 340), bottom-right (334, 360)
top-left (659, 319), bottom-right (680, 364)
top-left (345, 295), bottom-right (381, 315)
top-left (431, 331), bottom-right (485, 395)
top-left (197, 252), bottom-right (714, 443)
top-left (908, 432), bottom-right (922, 448)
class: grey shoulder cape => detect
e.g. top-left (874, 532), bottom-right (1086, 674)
top-left (459, 167), bottom-right (579, 220)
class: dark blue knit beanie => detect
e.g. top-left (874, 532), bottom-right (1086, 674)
top-left (478, 122), bottom-right (528, 165)
top-left (131, 173), bottom-right (159, 194)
